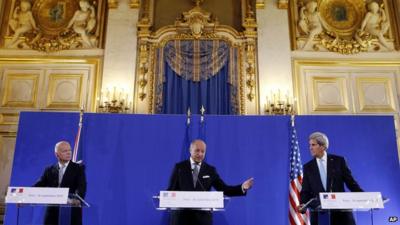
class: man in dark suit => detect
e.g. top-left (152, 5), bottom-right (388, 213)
top-left (34, 141), bottom-right (87, 225)
top-left (168, 139), bottom-right (254, 225)
top-left (299, 132), bottom-right (363, 225)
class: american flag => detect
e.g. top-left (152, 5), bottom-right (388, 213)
top-left (289, 116), bottom-right (309, 225)
top-left (72, 109), bottom-right (84, 163)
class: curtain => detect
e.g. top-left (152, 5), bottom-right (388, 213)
top-left (154, 40), bottom-right (239, 114)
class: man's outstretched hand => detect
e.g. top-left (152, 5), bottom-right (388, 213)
top-left (242, 177), bottom-right (254, 191)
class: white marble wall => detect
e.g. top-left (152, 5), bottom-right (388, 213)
top-left (102, 0), bottom-right (139, 106)
top-left (256, 0), bottom-right (293, 114)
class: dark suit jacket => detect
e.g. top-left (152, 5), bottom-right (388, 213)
top-left (34, 161), bottom-right (87, 225)
top-left (167, 160), bottom-right (245, 225)
top-left (300, 154), bottom-right (363, 225)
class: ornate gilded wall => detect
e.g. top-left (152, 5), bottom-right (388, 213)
top-left (153, 0), bottom-right (248, 32)
top-left (289, 0), bottom-right (399, 54)
top-left (0, 0), bottom-right (107, 206)
top-left (135, 0), bottom-right (259, 114)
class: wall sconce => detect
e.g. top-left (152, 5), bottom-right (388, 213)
top-left (265, 90), bottom-right (296, 115)
top-left (97, 87), bottom-right (132, 113)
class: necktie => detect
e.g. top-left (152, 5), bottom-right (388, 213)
top-left (59, 164), bottom-right (66, 186)
top-left (192, 163), bottom-right (199, 188)
top-left (318, 159), bottom-right (327, 190)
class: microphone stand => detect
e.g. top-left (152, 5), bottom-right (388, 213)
top-left (299, 197), bottom-right (318, 213)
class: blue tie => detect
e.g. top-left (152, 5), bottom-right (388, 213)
top-left (318, 159), bottom-right (327, 190)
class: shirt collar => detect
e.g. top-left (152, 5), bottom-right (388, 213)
top-left (190, 157), bottom-right (202, 167)
top-left (58, 161), bottom-right (70, 169)
top-left (318, 151), bottom-right (327, 162)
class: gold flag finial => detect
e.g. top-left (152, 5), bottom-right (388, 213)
top-left (200, 105), bottom-right (205, 123)
top-left (187, 107), bottom-right (191, 125)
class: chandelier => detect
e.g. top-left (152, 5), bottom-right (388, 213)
top-left (97, 87), bottom-right (131, 113)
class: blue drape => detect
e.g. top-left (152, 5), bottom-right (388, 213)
top-left (161, 62), bottom-right (235, 114)
top-left (155, 40), bottom-right (239, 114)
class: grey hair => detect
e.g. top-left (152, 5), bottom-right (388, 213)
top-left (309, 132), bottom-right (329, 150)
top-left (190, 139), bottom-right (206, 151)
top-left (54, 141), bottom-right (71, 153)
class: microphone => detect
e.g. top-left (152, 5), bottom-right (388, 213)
top-left (298, 197), bottom-right (318, 213)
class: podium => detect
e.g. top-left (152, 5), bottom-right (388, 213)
top-left (153, 191), bottom-right (230, 225)
top-left (5, 187), bottom-right (90, 225)
top-left (302, 192), bottom-right (388, 225)
top-left (153, 191), bottom-right (230, 211)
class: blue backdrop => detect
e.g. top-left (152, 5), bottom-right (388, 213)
top-left (5, 112), bottom-right (400, 225)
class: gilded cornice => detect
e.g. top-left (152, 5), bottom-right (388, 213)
top-left (108, 0), bottom-right (119, 9)
top-left (130, 0), bottom-right (140, 8)
top-left (256, 0), bottom-right (266, 9)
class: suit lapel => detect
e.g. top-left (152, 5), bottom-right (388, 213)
top-left (183, 160), bottom-right (195, 189)
top-left (311, 158), bottom-right (326, 192)
top-left (60, 161), bottom-right (73, 187)
top-left (197, 162), bottom-right (208, 181)
top-left (326, 154), bottom-right (334, 192)
top-left (52, 164), bottom-right (59, 182)
top-left (196, 162), bottom-right (208, 191)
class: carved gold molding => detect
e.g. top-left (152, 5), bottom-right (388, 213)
top-left (0, 113), bottom-right (19, 126)
top-left (290, 0), bottom-right (397, 54)
top-left (245, 43), bottom-right (256, 101)
top-left (278, 0), bottom-right (289, 9)
top-left (2, 0), bottom-right (106, 52)
top-left (293, 59), bottom-right (400, 114)
top-left (239, 44), bottom-right (246, 114)
top-left (130, 0), bottom-right (140, 8)
top-left (256, 0), bottom-right (266, 9)
top-left (242, 0), bottom-right (257, 38)
top-left (108, 0), bottom-right (119, 9)
top-left (137, 43), bottom-right (149, 101)
top-left (137, 0), bottom-right (152, 38)
top-left (0, 57), bottom-right (102, 112)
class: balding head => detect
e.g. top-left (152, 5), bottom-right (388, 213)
top-left (54, 141), bottom-right (72, 164)
top-left (190, 139), bottom-right (206, 163)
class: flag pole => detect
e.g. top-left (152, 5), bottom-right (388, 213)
top-left (72, 107), bottom-right (84, 162)
top-left (291, 114), bottom-right (295, 127)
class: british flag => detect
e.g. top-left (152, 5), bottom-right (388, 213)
top-left (289, 117), bottom-right (309, 225)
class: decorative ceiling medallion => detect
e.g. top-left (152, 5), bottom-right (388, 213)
top-left (32, 0), bottom-right (79, 36)
top-left (319, 0), bottom-right (365, 37)
top-left (5, 0), bottom-right (99, 52)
